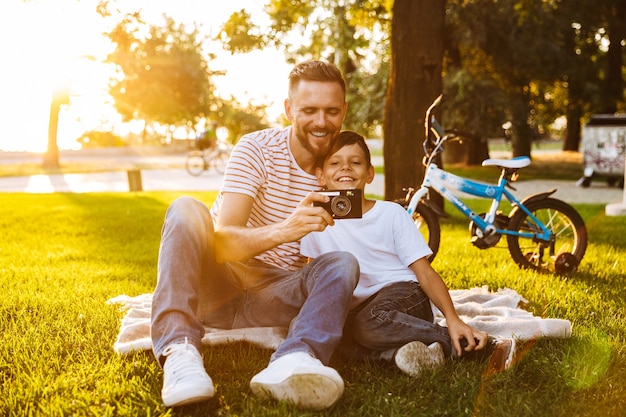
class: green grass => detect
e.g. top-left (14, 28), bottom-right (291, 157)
top-left (1, 192), bottom-right (625, 416)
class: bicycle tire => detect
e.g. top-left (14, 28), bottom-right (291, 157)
top-left (413, 203), bottom-right (441, 263)
top-left (506, 198), bottom-right (587, 273)
top-left (211, 150), bottom-right (229, 175)
top-left (185, 152), bottom-right (206, 176)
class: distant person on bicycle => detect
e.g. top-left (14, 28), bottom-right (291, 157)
top-left (301, 131), bottom-right (514, 377)
top-left (195, 121), bottom-right (218, 151)
top-left (151, 60), bottom-right (359, 411)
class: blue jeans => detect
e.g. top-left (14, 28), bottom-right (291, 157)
top-left (151, 197), bottom-right (359, 365)
top-left (345, 281), bottom-right (453, 361)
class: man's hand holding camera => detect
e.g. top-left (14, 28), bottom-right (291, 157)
top-left (278, 192), bottom-right (337, 242)
top-left (271, 189), bottom-right (364, 252)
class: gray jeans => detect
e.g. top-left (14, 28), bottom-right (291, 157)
top-left (345, 281), bottom-right (453, 361)
top-left (151, 197), bottom-right (359, 365)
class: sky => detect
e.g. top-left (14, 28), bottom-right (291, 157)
top-left (0, 0), bottom-right (291, 152)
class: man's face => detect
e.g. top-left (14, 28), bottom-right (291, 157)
top-left (285, 80), bottom-right (347, 160)
top-left (317, 143), bottom-right (374, 191)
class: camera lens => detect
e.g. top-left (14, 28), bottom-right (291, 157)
top-left (331, 196), bottom-right (351, 217)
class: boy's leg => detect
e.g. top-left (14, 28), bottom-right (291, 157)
top-left (349, 281), bottom-right (453, 361)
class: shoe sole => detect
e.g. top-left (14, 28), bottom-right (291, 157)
top-left (250, 371), bottom-right (344, 410)
top-left (163, 386), bottom-right (214, 407)
top-left (395, 342), bottom-right (444, 377)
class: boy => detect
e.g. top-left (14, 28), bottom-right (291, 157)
top-left (301, 131), bottom-right (512, 376)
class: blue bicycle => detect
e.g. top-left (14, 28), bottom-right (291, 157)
top-left (397, 95), bottom-right (587, 274)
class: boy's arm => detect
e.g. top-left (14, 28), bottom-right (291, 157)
top-left (408, 258), bottom-right (488, 357)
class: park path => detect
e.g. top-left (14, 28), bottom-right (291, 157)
top-left (0, 166), bottom-right (623, 205)
top-left (0, 142), bottom-right (623, 205)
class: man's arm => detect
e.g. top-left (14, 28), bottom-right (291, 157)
top-left (214, 192), bottom-right (334, 263)
top-left (409, 258), bottom-right (488, 357)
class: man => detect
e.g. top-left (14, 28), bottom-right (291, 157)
top-left (195, 121), bottom-right (218, 151)
top-left (150, 60), bottom-right (359, 411)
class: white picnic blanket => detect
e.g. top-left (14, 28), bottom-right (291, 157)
top-left (107, 286), bottom-right (572, 355)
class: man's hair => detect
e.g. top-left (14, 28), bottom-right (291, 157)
top-left (288, 60), bottom-right (346, 101)
top-left (318, 130), bottom-right (372, 168)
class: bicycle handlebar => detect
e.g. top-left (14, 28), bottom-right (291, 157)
top-left (423, 94), bottom-right (479, 162)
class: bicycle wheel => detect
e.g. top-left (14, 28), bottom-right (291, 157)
top-left (412, 203), bottom-right (441, 263)
top-left (211, 149), bottom-right (229, 175)
top-left (506, 198), bottom-right (587, 273)
top-left (185, 152), bottom-right (206, 176)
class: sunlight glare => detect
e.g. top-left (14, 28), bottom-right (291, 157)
top-left (0, 0), bottom-right (112, 152)
top-left (0, 0), bottom-right (290, 153)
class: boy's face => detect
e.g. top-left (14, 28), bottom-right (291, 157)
top-left (316, 143), bottom-right (374, 190)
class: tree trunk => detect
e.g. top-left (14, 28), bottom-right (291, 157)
top-left (601, 0), bottom-right (626, 113)
top-left (384, 0), bottom-right (446, 201)
top-left (43, 87), bottom-right (70, 169)
top-left (465, 137), bottom-right (490, 165)
top-left (43, 97), bottom-right (62, 169)
top-left (563, 108), bottom-right (582, 152)
top-left (509, 93), bottom-right (533, 158)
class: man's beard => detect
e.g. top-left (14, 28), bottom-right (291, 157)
top-left (295, 129), bottom-right (332, 159)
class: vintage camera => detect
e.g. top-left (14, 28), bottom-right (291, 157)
top-left (314, 189), bottom-right (362, 219)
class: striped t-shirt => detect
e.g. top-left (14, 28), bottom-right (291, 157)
top-left (210, 126), bottom-right (320, 271)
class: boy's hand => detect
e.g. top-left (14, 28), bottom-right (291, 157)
top-left (447, 319), bottom-right (488, 357)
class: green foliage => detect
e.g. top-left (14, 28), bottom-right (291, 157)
top-left (76, 130), bottom-right (126, 149)
top-left (218, 9), bottom-right (267, 53)
top-left (442, 69), bottom-right (510, 139)
top-left (106, 13), bottom-right (218, 129)
top-left (215, 97), bottom-right (271, 143)
top-left (1, 192), bottom-right (625, 416)
top-left (218, 0), bottom-right (392, 138)
top-left (445, 0), bottom-right (624, 154)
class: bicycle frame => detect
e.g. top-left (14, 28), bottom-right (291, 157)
top-left (402, 94), bottom-right (587, 273)
top-left (407, 163), bottom-right (554, 242)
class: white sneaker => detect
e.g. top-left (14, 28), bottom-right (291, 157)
top-left (395, 341), bottom-right (445, 377)
top-left (161, 339), bottom-right (214, 407)
top-left (249, 351), bottom-right (344, 410)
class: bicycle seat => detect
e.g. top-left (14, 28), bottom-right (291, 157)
top-left (482, 156), bottom-right (531, 169)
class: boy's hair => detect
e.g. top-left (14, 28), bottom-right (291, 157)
top-left (288, 60), bottom-right (346, 101)
top-left (318, 130), bottom-right (372, 168)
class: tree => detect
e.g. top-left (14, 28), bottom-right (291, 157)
top-left (214, 96), bottom-right (270, 142)
top-left (384, 0), bottom-right (445, 200)
top-left (43, 86), bottom-right (70, 169)
top-left (218, 0), bottom-right (624, 194)
top-left (449, 0), bottom-right (625, 155)
top-left (218, 1), bottom-right (391, 137)
top-left (598, 0), bottom-right (626, 114)
top-left (105, 12), bottom-right (218, 144)
top-left (218, 0), bottom-right (447, 199)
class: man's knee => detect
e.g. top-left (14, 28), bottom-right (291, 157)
top-left (166, 197), bottom-right (213, 230)
top-left (317, 251), bottom-right (359, 289)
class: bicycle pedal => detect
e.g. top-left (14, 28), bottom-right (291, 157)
top-left (470, 236), bottom-right (488, 249)
top-left (470, 234), bottom-right (500, 249)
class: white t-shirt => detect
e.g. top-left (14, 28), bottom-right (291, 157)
top-left (210, 126), bottom-right (320, 271)
top-left (301, 200), bottom-right (432, 308)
